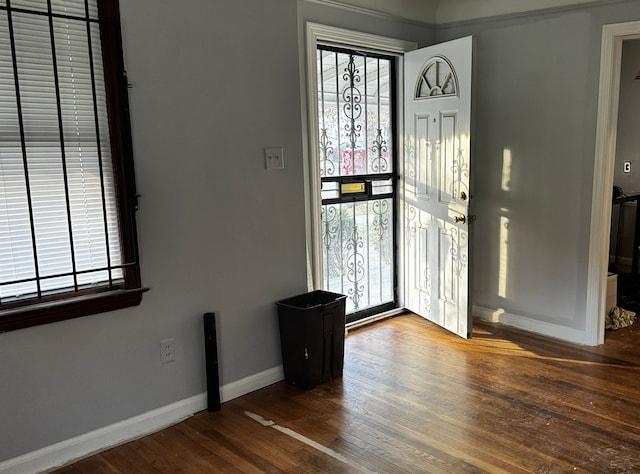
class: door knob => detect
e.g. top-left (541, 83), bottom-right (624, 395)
top-left (458, 191), bottom-right (467, 201)
top-left (454, 214), bottom-right (466, 224)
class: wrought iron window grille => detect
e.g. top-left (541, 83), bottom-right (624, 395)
top-left (0, 0), bottom-right (143, 332)
top-left (317, 44), bottom-right (398, 321)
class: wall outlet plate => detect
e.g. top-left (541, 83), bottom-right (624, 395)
top-left (265, 147), bottom-right (284, 170)
top-left (160, 338), bottom-right (175, 364)
top-left (624, 161), bottom-right (631, 173)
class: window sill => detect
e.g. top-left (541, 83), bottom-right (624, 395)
top-left (0, 288), bottom-right (148, 333)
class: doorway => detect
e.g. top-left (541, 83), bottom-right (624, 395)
top-left (304, 24), bottom-right (474, 337)
top-left (303, 23), bottom-right (416, 326)
top-left (607, 38), bottom-right (640, 322)
top-left (588, 20), bottom-right (640, 345)
top-left (316, 45), bottom-right (398, 323)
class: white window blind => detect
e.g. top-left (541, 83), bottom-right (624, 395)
top-left (0, 0), bottom-right (123, 302)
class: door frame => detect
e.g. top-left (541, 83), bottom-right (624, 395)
top-left (587, 20), bottom-right (640, 345)
top-left (302, 23), bottom-right (417, 302)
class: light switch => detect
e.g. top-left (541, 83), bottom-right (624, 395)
top-left (624, 161), bottom-right (631, 173)
top-left (265, 147), bottom-right (284, 170)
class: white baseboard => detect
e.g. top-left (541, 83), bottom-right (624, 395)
top-left (0, 366), bottom-right (284, 474)
top-left (220, 365), bottom-right (284, 402)
top-left (473, 305), bottom-right (590, 345)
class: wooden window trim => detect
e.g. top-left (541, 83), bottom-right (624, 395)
top-left (0, 0), bottom-right (145, 333)
top-left (0, 288), bottom-right (147, 333)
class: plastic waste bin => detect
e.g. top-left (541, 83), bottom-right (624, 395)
top-left (276, 290), bottom-right (347, 390)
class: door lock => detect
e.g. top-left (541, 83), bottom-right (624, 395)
top-left (458, 191), bottom-right (467, 201)
top-left (454, 214), bottom-right (466, 224)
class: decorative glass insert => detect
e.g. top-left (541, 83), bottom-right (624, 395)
top-left (416, 56), bottom-right (458, 98)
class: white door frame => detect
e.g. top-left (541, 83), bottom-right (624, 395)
top-left (587, 20), bottom-right (640, 346)
top-left (302, 23), bottom-right (417, 292)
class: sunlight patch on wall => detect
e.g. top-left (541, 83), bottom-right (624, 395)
top-left (502, 148), bottom-right (512, 192)
top-left (499, 212), bottom-right (510, 298)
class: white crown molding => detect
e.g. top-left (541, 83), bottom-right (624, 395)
top-left (303, 0), bottom-right (630, 28)
top-left (435, 0), bottom-right (627, 27)
top-left (301, 0), bottom-right (436, 27)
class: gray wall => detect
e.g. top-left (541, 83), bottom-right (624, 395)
top-left (436, 0), bottom-right (640, 329)
top-left (4, 0), bottom-right (640, 463)
top-left (0, 0), bottom-right (433, 462)
top-left (0, 0), bottom-right (306, 462)
top-left (611, 39), bottom-right (640, 261)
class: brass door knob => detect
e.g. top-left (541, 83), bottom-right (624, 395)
top-left (454, 215), bottom-right (466, 224)
top-left (458, 191), bottom-right (467, 201)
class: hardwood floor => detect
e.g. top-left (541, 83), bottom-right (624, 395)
top-left (54, 314), bottom-right (640, 473)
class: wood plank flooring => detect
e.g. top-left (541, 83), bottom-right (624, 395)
top-left (53, 314), bottom-right (640, 473)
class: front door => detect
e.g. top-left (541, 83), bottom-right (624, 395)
top-left (403, 36), bottom-right (474, 338)
top-left (316, 46), bottom-right (398, 323)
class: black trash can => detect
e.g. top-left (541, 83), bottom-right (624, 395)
top-left (276, 290), bottom-right (347, 390)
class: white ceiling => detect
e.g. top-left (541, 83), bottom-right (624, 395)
top-left (314, 0), bottom-right (620, 24)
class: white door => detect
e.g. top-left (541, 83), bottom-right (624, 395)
top-left (404, 36), bottom-right (473, 338)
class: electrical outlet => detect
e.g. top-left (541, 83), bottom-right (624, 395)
top-left (160, 338), bottom-right (175, 364)
top-left (624, 161), bottom-right (631, 173)
top-left (264, 147), bottom-right (284, 170)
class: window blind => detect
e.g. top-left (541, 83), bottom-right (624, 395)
top-left (0, 0), bottom-right (123, 302)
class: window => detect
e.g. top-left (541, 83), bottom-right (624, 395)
top-left (0, 0), bottom-right (143, 332)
